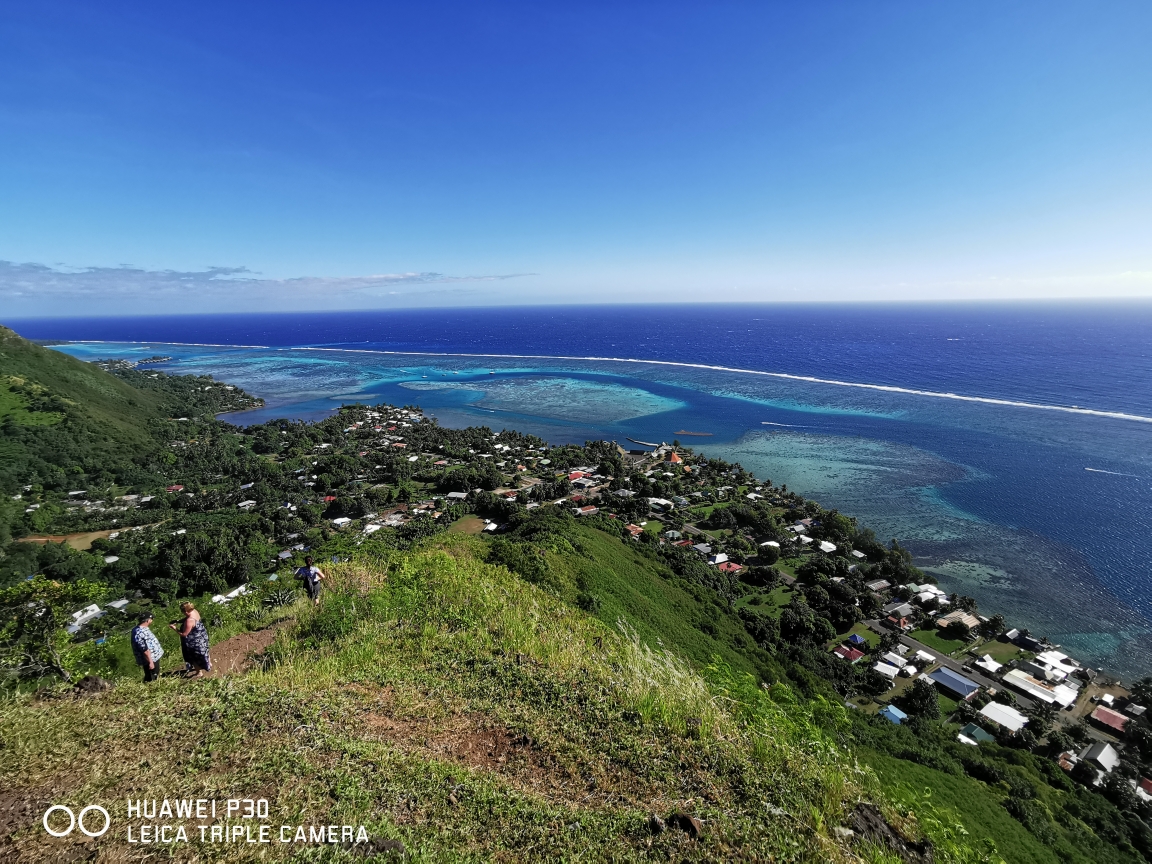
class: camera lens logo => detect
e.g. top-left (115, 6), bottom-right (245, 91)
top-left (42, 805), bottom-right (110, 838)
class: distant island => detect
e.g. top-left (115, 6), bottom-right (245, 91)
top-left (1, 323), bottom-right (1149, 864)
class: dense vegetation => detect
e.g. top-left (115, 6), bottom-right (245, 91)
top-left (1, 325), bottom-right (1147, 863)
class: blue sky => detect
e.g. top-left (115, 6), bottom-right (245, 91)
top-left (2, 1), bottom-right (1150, 315)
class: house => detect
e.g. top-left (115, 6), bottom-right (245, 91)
top-left (446, 491), bottom-right (469, 500)
top-left (707, 553), bottom-right (729, 565)
top-left (899, 664), bottom-right (919, 678)
top-left (884, 601), bottom-right (915, 618)
top-left (974, 654), bottom-right (1003, 674)
top-left (664, 530), bottom-right (683, 540)
top-left (667, 452), bottom-right (683, 464)
top-left (865, 580), bottom-right (891, 592)
top-left (879, 705), bottom-right (907, 724)
top-left (759, 540), bottom-right (781, 550)
top-left (874, 662), bottom-right (901, 680)
top-left (980, 702), bottom-right (1028, 732)
top-left (625, 524), bottom-right (644, 539)
top-left (915, 650), bottom-right (936, 665)
top-left (692, 543), bottom-right (712, 555)
top-left (1002, 669), bottom-right (1078, 708)
top-left (834, 645), bottom-right (864, 663)
top-left (851, 550), bottom-right (866, 560)
top-left (331, 517), bottom-right (352, 527)
top-left (928, 667), bottom-right (981, 700)
top-left (886, 616), bottom-right (913, 632)
top-left (1125, 703), bottom-right (1147, 718)
top-left (1079, 742), bottom-right (1120, 773)
top-left (882, 652), bottom-right (908, 668)
top-left (1090, 705), bottom-right (1130, 735)
top-left (573, 506), bottom-right (599, 517)
top-left (107, 599), bottom-right (129, 611)
top-left (647, 498), bottom-right (674, 512)
top-left (238, 500), bottom-right (257, 509)
top-left (165, 485), bottom-right (184, 492)
top-left (957, 723), bottom-right (995, 746)
top-left (847, 633), bottom-right (867, 647)
top-left (937, 610), bottom-right (981, 631)
top-left (614, 489), bottom-right (636, 498)
top-left (718, 561), bottom-right (743, 574)
top-left (797, 535), bottom-right (813, 545)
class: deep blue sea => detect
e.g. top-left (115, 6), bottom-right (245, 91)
top-left (10, 303), bottom-right (1152, 678)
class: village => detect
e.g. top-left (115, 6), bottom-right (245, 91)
top-left (12, 393), bottom-right (1152, 821)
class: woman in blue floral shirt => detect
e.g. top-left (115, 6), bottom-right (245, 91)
top-left (130, 613), bottom-right (164, 682)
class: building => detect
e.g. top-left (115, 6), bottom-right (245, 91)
top-left (1090, 705), bottom-right (1130, 735)
top-left (958, 723), bottom-right (995, 745)
top-left (834, 645), bottom-right (864, 663)
top-left (874, 662), bottom-right (901, 680)
top-left (937, 610), bottom-right (981, 631)
top-left (865, 579), bottom-right (891, 592)
top-left (979, 702), bottom-right (1028, 732)
top-left (879, 705), bottom-right (907, 725)
top-left (928, 667), bottom-right (981, 700)
top-left (974, 654), bottom-right (1003, 674)
top-left (1002, 669), bottom-right (1079, 708)
top-left (818, 540), bottom-right (837, 553)
top-left (881, 652), bottom-right (908, 668)
top-left (1079, 742), bottom-right (1121, 773)
top-left (847, 633), bottom-right (867, 647)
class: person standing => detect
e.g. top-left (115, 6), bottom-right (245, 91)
top-left (295, 556), bottom-right (326, 606)
top-left (131, 612), bottom-right (164, 682)
top-left (170, 601), bottom-right (211, 677)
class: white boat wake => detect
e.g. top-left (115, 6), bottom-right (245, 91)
top-left (1084, 468), bottom-right (1141, 478)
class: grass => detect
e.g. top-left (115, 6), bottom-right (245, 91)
top-left (973, 639), bottom-right (1027, 664)
top-left (909, 628), bottom-right (969, 657)
top-left (833, 622), bottom-right (879, 649)
top-left (2, 534), bottom-right (894, 862)
top-left (862, 751), bottom-right (1062, 864)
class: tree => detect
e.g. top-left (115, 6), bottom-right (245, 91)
top-left (1026, 701), bottom-right (1058, 738)
top-left (979, 614), bottom-right (1005, 640)
top-left (901, 678), bottom-right (941, 719)
top-left (0, 576), bottom-right (104, 682)
top-left (941, 620), bottom-right (971, 642)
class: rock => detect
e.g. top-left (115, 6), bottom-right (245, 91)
top-left (668, 812), bottom-right (703, 839)
top-left (647, 813), bottom-right (666, 835)
top-left (73, 675), bottom-right (112, 696)
top-left (832, 826), bottom-right (855, 841)
top-left (847, 803), bottom-right (933, 864)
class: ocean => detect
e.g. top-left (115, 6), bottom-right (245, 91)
top-left (11, 302), bottom-right (1152, 678)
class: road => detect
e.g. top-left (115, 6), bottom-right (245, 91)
top-left (864, 619), bottom-right (1037, 711)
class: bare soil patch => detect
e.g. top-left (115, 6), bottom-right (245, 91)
top-left (206, 622), bottom-right (287, 677)
top-left (16, 530), bottom-right (118, 551)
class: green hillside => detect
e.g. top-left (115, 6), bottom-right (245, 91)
top-left (1, 535), bottom-right (950, 863)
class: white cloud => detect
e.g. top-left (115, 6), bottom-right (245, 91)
top-left (0, 260), bottom-right (532, 304)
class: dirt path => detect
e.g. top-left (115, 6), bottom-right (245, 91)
top-left (205, 622), bottom-right (289, 677)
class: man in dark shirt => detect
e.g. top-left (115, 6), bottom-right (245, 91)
top-left (294, 556), bottom-right (326, 606)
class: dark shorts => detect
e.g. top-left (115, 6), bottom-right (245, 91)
top-left (143, 664), bottom-right (160, 682)
top-left (305, 579), bottom-right (319, 600)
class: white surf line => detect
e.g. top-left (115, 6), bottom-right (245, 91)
top-left (762, 422), bottom-right (811, 428)
top-left (285, 346), bottom-right (1152, 425)
top-left (1085, 468), bottom-right (1141, 478)
top-left (57, 340), bottom-right (1152, 425)
top-left (66, 339), bottom-right (272, 349)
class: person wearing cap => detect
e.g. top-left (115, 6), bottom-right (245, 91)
top-left (130, 612), bottom-right (165, 682)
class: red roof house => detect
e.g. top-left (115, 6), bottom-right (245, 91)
top-left (834, 645), bottom-right (865, 663)
top-left (1091, 705), bottom-right (1130, 734)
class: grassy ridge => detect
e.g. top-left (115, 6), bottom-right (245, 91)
top-left (2, 535), bottom-right (891, 862)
